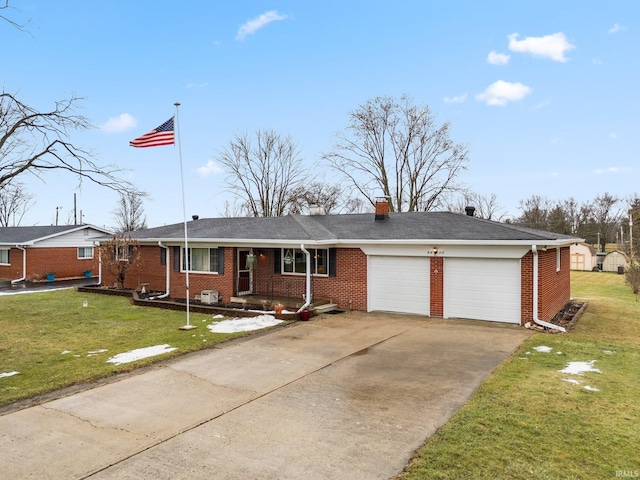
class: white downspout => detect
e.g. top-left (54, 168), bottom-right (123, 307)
top-left (150, 241), bottom-right (170, 300)
top-left (297, 243), bottom-right (312, 313)
top-left (10, 245), bottom-right (26, 284)
top-left (531, 244), bottom-right (566, 333)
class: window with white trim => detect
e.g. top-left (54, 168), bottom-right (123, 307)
top-left (182, 247), bottom-right (219, 273)
top-left (0, 248), bottom-right (9, 264)
top-left (282, 248), bottom-right (328, 275)
top-left (78, 247), bottom-right (94, 259)
top-left (556, 247), bottom-right (561, 271)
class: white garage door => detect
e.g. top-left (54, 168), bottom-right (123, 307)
top-left (444, 258), bottom-right (520, 324)
top-left (368, 256), bottom-right (430, 315)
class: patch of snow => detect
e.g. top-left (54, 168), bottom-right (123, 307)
top-left (559, 360), bottom-right (601, 375)
top-left (0, 371), bottom-right (20, 379)
top-left (208, 314), bottom-right (284, 333)
top-left (562, 378), bottom-right (580, 385)
top-left (107, 344), bottom-right (177, 365)
top-left (533, 346), bottom-right (553, 353)
top-left (556, 351), bottom-right (563, 355)
top-left (88, 349), bottom-right (108, 355)
top-left (584, 385), bottom-right (600, 392)
top-left (61, 350), bottom-right (71, 355)
top-left (603, 350), bottom-right (613, 355)
top-left (212, 314), bottom-right (225, 319)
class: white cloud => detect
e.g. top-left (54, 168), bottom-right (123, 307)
top-left (443, 93), bottom-right (467, 104)
top-left (196, 160), bottom-right (224, 177)
top-left (508, 32), bottom-right (575, 62)
top-left (592, 58), bottom-right (603, 65)
top-left (475, 80), bottom-right (532, 106)
top-left (186, 82), bottom-right (209, 88)
top-left (101, 113), bottom-right (137, 133)
top-left (531, 99), bottom-right (551, 110)
top-left (594, 166), bottom-right (631, 175)
top-left (609, 133), bottom-right (618, 139)
top-left (609, 23), bottom-right (627, 34)
top-left (487, 51), bottom-right (510, 65)
top-left (236, 10), bottom-right (288, 41)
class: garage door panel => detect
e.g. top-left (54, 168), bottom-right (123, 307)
top-left (368, 256), bottom-right (429, 315)
top-left (444, 258), bottom-right (520, 324)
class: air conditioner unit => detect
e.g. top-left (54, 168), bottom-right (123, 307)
top-left (201, 290), bottom-right (219, 304)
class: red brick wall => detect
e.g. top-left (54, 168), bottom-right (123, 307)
top-left (0, 247), bottom-right (98, 281)
top-left (107, 246), bottom-right (368, 309)
top-left (521, 252), bottom-right (533, 325)
top-left (311, 248), bottom-right (367, 310)
top-left (520, 247), bottom-right (571, 325)
top-left (430, 256), bottom-right (443, 317)
top-left (107, 245), bottom-right (235, 301)
top-left (538, 247), bottom-right (571, 321)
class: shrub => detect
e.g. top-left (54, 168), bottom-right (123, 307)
top-left (625, 264), bottom-right (640, 300)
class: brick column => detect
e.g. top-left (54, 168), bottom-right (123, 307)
top-left (430, 256), bottom-right (444, 317)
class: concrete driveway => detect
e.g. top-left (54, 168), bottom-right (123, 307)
top-left (0, 312), bottom-right (531, 479)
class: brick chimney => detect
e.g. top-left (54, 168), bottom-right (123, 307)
top-left (375, 197), bottom-right (390, 221)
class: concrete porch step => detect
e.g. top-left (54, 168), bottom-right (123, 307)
top-left (313, 303), bottom-right (339, 314)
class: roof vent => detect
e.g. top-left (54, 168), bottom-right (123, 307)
top-left (375, 197), bottom-right (390, 221)
top-left (192, 215), bottom-right (199, 221)
top-left (465, 206), bottom-right (475, 217)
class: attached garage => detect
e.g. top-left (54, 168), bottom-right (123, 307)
top-left (368, 255), bottom-right (430, 315)
top-left (444, 258), bottom-right (521, 324)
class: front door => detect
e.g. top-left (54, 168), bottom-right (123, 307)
top-left (237, 249), bottom-right (253, 295)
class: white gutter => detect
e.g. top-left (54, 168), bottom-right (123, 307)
top-left (149, 241), bottom-right (170, 300)
top-left (10, 245), bottom-right (26, 284)
top-left (297, 243), bottom-right (312, 313)
top-left (531, 245), bottom-right (566, 333)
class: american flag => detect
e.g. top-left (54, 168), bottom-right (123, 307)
top-left (129, 117), bottom-right (175, 148)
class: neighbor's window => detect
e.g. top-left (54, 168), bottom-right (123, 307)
top-left (282, 248), bottom-right (328, 275)
top-left (0, 248), bottom-right (9, 264)
top-left (78, 247), bottom-right (94, 259)
top-left (183, 247), bottom-right (219, 273)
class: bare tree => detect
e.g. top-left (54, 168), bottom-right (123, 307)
top-left (515, 195), bottom-right (554, 231)
top-left (0, 182), bottom-right (33, 226)
top-left (112, 191), bottom-right (148, 233)
top-left (445, 191), bottom-right (506, 221)
top-left (0, 0), bottom-right (29, 32)
top-left (0, 90), bottom-right (138, 194)
top-left (287, 181), bottom-right (366, 215)
top-left (323, 95), bottom-right (469, 213)
top-left (216, 130), bottom-right (308, 217)
top-left (98, 234), bottom-right (141, 288)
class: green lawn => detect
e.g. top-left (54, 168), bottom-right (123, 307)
top-left (397, 271), bottom-right (640, 480)
top-left (0, 289), bottom-right (259, 408)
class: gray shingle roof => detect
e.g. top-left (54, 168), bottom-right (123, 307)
top-left (127, 212), bottom-right (581, 244)
top-left (0, 225), bottom-right (112, 245)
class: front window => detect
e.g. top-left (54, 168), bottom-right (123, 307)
top-left (282, 248), bottom-right (328, 275)
top-left (0, 249), bottom-right (9, 264)
top-left (78, 247), bottom-right (94, 259)
top-left (183, 247), bottom-right (219, 273)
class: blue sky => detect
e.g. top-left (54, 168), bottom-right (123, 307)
top-left (4, 1), bottom-right (639, 228)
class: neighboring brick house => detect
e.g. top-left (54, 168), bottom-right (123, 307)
top-left (108, 203), bottom-right (582, 328)
top-left (0, 225), bottom-right (112, 283)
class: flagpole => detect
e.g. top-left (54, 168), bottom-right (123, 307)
top-left (175, 102), bottom-right (196, 331)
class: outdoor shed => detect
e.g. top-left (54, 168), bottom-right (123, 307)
top-left (105, 204), bottom-right (582, 328)
top-left (570, 242), bottom-right (596, 271)
top-left (601, 250), bottom-right (629, 273)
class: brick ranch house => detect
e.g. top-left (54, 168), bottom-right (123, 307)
top-left (106, 203), bottom-right (583, 329)
top-left (0, 225), bottom-right (111, 283)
